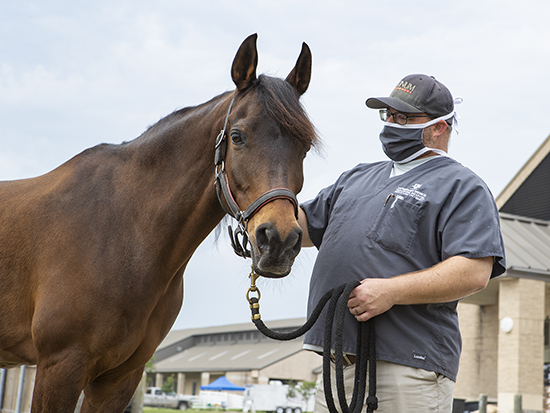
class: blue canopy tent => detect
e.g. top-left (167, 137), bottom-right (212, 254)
top-left (200, 376), bottom-right (245, 391)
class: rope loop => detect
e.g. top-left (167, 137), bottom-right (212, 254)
top-left (247, 274), bottom-right (378, 412)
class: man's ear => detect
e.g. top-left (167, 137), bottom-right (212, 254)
top-left (433, 120), bottom-right (449, 137)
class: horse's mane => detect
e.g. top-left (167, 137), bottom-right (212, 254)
top-left (139, 74), bottom-right (319, 149)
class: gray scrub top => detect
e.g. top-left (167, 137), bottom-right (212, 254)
top-left (301, 156), bottom-right (506, 381)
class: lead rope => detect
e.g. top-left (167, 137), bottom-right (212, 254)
top-left (247, 272), bottom-right (378, 413)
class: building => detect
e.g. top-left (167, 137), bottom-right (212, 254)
top-left (149, 318), bottom-right (322, 395)
top-left (454, 134), bottom-right (550, 413)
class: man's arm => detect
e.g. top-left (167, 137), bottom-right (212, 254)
top-left (347, 255), bottom-right (493, 322)
top-left (298, 207), bottom-right (314, 248)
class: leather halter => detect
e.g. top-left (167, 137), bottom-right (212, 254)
top-left (214, 95), bottom-right (299, 258)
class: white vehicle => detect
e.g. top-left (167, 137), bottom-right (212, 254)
top-left (144, 387), bottom-right (196, 410)
top-left (243, 383), bottom-right (310, 413)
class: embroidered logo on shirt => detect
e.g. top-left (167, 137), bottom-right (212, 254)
top-left (413, 352), bottom-right (427, 361)
top-left (395, 183), bottom-right (426, 202)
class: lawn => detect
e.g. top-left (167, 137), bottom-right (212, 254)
top-left (143, 409), bottom-right (240, 413)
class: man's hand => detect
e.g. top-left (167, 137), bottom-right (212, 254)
top-left (347, 278), bottom-right (396, 321)
top-left (348, 255), bottom-right (493, 322)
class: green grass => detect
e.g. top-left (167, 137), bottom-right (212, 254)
top-left (144, 410), bottom-right (208, 413)
top-left (143, 409), bottom-right (182, 413)
top-left (143, 409), bottom-right (240, 413)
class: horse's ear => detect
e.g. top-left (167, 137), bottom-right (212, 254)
top-left (231, 34), bottom-right (258, 91)
top-left (285, 42), bottom-right (312, 96)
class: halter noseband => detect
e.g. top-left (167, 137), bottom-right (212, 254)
top-left (214, 95), bottom-right (299, 258)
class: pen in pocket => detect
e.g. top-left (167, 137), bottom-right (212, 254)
top-left (384, 193), bottom-right (404, 208)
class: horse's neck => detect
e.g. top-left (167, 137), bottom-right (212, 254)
top-left (125, 99), bottom-right (228, 262)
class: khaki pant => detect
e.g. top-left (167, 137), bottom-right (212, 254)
top-left (314, 360), bottom-right (454, 413)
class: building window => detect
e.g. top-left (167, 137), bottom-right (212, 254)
top-left (545, 316), bottom-right (550, 364)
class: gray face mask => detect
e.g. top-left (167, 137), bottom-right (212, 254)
top-left (378, 112), bottom-right (455, 164)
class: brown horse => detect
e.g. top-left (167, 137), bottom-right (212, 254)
top-left (0, 34), bottom-right (316, 412)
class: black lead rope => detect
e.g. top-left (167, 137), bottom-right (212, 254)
top-left (248, 276), bottom-right (378, 413)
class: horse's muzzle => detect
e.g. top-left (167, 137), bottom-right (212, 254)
top-left (251, 222), bottom-right (302, 278)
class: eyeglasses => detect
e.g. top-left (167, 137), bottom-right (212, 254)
top-left (379, 109), bottom-right (429, 125)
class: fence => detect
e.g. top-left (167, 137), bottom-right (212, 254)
top-left (0, 367), bottom-right (146, 413)
top-left (0, 366), bottom-right (36, 413)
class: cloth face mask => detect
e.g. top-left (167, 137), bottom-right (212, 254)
top-left (379, 111), bottom-right (455, 164)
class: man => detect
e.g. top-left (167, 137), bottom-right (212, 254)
top-left (298, 74), bottom-right (506, 412)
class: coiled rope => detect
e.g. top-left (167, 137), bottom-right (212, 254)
top-left (247, 273), bottom-right (378, 413)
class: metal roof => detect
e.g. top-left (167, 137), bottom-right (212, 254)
top-left (499, 212), bottom-right (550, 276)
top-left (159, 318), bottom-right (307, 350)
top-left (154, 337), bottom-right (306, 373)
top-left (154, 318), bottom-right (310, 370)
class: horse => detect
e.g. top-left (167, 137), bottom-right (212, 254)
top-left (0, 33), bottom-right (317, 412)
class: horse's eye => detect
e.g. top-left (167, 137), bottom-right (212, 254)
top-left (230, 131), bottom-right (245, 146)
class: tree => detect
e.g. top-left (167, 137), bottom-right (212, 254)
top-left (296, 381), bottom-right (317, 404)
top-left (161, 375), bottom-right (176, 393)
top-left (287, 380), bottom-right (317, 410)
top-left (145, 357), bottom-right (156, 373)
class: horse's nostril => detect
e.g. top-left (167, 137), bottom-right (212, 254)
top-left (256, 223), bottom-right (278, 252)
top-left (255, 223), bottom-right (302, 258)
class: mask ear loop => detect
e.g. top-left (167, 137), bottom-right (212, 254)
top-left (453, 97), bottom-right (463, 135)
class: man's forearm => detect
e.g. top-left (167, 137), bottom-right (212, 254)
top-left (348, 255), bottom-right (493, 321)
top-left (391, 255), bottom-right (493, 305)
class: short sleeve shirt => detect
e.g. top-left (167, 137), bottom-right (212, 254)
top-left (301, 156), bottom-right (506, 381)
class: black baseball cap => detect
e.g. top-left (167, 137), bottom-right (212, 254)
top-left (366, 74), bottom-right (454, 119)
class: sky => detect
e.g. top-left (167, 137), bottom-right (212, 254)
top-left (1, 1), bottom-right (549, 331)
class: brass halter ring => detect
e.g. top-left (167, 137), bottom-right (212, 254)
top-left (246, 269), bottom-right (262, 320)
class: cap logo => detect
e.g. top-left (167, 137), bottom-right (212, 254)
top-left (395, 80), bottom-right (416, 95)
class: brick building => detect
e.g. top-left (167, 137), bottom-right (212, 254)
top-left (454, 134), bottom-right (550, 413)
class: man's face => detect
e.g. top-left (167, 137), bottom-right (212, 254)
top-left (381, 108), bottom-right (449, 155)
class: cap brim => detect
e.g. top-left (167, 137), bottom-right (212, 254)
top-left (365, 97), bottom-right (423, 114)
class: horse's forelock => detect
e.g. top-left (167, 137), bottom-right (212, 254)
top-left (252, 75), bottom-right (318, 149)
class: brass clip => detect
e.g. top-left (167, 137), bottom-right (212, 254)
top-left (246, 269), bottom-right (261, 304)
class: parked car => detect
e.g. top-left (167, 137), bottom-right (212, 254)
top-left (144, 387), bottom-right (196, 410)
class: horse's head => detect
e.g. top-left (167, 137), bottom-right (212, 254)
top-left (217, 34), bottom-right (317, 278)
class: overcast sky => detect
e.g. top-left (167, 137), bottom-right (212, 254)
top-left (1, 1), bottom-right (549, 331)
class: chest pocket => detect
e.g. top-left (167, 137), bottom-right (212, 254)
top-left (367, 196), bottom-right (424, 254)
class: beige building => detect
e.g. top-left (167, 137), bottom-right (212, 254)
top-left (455, 135), bottom-right (550, 413)
top-left (150, 318), bottom-right (322, 395)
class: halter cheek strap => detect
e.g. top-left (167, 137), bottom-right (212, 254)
top-left (214, 94), bottom-right (298, 258)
